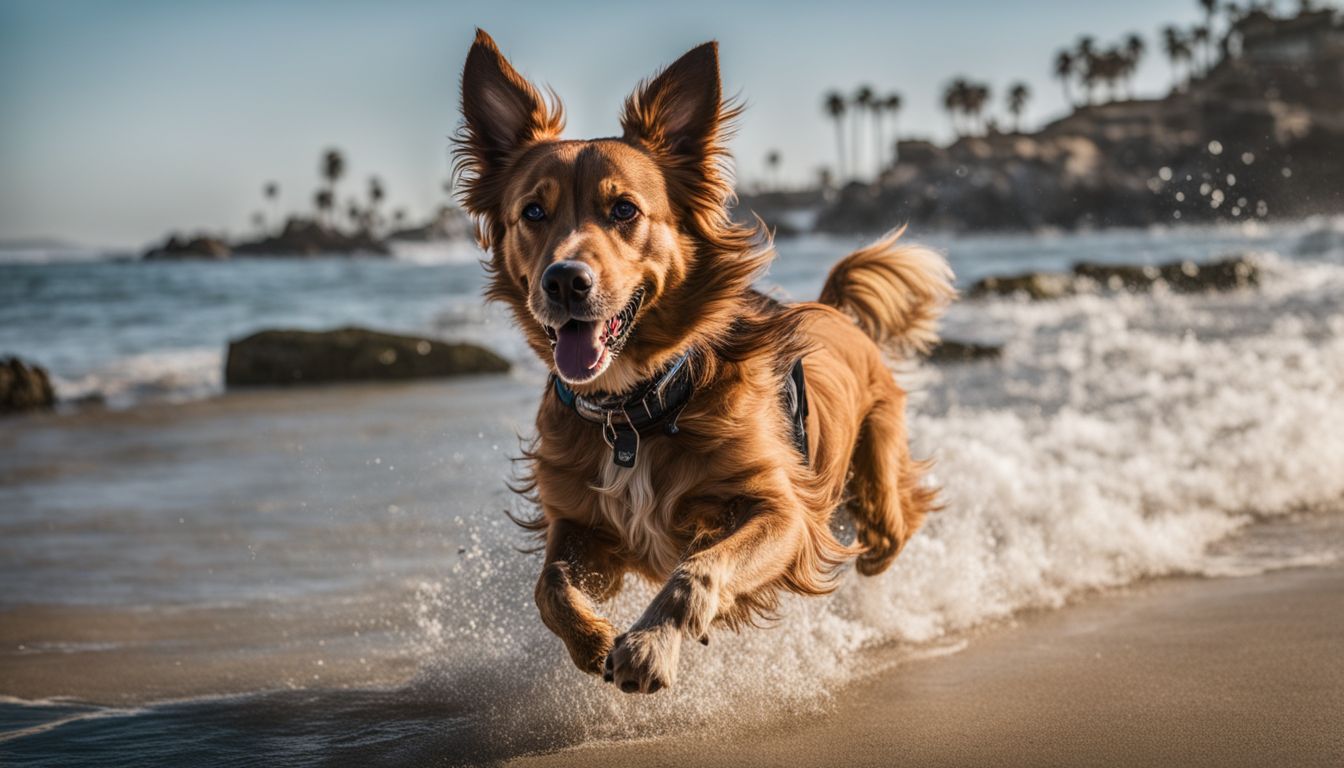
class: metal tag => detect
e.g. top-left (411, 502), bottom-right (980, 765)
top-left (612, 426), bottom-right (638, 468)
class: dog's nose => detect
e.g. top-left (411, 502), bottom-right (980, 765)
top-left (542, 260), bottom-right (594, 308)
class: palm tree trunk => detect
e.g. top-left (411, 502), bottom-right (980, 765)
top-left (850, 112), bottom-right (862, 182)
top-left (833, 119), bottom-right (846, 182)
top-left (874, 111), bottom-right (885, 175)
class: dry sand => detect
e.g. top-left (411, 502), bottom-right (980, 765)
top-left (512, 565), bottom-right (1344, 768)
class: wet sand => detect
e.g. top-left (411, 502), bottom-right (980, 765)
top-left (514, 565), bottom-right (1344, 768)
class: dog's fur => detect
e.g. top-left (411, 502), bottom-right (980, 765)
top-left (454, 30), bottom-right (955, 694)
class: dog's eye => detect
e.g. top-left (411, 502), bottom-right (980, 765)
top-left (522, 203), bottom-right (547, 222)
top-left (610, 200), bottom-right (639, 222)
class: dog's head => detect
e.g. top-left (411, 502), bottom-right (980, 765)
top-left (454, 30), bottom-right (768, 394)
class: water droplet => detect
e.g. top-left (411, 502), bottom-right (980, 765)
top-left (1281, 167), bottom-right (1293, 178)
top-left (1241, 152), bottom-right (1255, 165)
top-left (1158, 166), bottom-right (1173, 181)
top-left (1207, 140), bottom-right (1223, 155)
top-left (1226, 174), bottom-right (1236, 186)
top-left (1175, 192), bottom-right (1186, 202)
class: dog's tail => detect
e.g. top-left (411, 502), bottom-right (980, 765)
top-left (817, 226), bottom-right (956, 357)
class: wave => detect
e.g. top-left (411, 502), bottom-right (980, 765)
top-left (52, 348), bottom-right (223, 409)
top-left (403, 248), bottom-right (1344, 760)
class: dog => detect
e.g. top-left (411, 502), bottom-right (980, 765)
top-left (454, 30), bottom-right (954, 695)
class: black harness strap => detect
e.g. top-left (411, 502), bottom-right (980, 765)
top-left (783, 358), bottom-right (810, 464)
top-left (552, 352), bottom-right (811, 469)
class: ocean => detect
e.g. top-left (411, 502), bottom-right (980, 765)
top-left (2, 222), bottom-right (1343, 765)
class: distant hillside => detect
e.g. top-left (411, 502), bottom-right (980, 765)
top-left (749, 8), bottom-right (1344, 234)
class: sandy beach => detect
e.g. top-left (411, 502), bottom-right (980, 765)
top-left (515, 565), bottom-right (1344, 768)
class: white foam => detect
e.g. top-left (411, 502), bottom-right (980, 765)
top-left (408, 248), bottom-right (1344, 752)
top-left (53, 348), bottom-right (222, 409)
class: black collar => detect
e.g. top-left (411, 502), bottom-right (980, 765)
top-left (551, 351), bottom-right (696, 468)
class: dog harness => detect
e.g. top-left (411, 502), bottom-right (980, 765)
top-left (551, 351), bottom-right (810, 469)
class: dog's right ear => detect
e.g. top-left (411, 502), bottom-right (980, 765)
top-left (454, 29), bottom-right (564, 217)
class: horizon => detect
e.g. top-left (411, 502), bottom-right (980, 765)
top-left (2, 0), bottom-right (1231, 247)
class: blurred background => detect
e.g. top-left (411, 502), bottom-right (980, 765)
top-left (2, 1), bottom-right (1343, 765)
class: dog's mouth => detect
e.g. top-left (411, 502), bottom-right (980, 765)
top-left (544, 287), bottom-right (645, 384)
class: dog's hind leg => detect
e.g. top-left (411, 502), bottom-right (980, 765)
top-left (848, 386), bottom-right (938, 576)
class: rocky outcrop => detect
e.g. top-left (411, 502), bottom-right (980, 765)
top-left (810, 10), bottom-right (1344, 234)
top-left (968, 255), bottom-right (1259, 299)
top-left (232, 218), bottom-right (390, 257)
top-left (0, 357), bottom-right (56, 414)
top-left (225, 327), bottom-right (509, 387)
top-left (143, 235), bottom-right (231, 260)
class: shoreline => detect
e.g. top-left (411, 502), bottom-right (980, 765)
top-left (512, 564), bottom-right (1344, 768)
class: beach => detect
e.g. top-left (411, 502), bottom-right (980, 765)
top-left (3, 226), bottom-right (1344, 765)
top-left (516, 565), bottom-right (1344, 768)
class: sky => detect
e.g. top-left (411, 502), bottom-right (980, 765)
top-left (0, 0), bottom-right (1216, 247)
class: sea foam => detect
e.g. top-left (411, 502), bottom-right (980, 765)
top-left (409, 245), bottom-right (1344, 758)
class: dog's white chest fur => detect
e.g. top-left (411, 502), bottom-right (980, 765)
top-left (593, 449), bottom-right (691, 577)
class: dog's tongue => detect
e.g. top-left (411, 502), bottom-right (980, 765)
top-left (553, 320), bottom-right (604, 381)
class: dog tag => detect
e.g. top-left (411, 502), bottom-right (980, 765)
top-left (612, 425), bottom-right (639, 468)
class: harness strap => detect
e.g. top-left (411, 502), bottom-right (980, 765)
top-left (551, 352), bottom-right (810, 469)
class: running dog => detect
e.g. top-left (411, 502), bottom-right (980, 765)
top-left (454, 30), bottom-right (954, 694)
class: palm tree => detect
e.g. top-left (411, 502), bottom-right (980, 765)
top-left (883, 93), bottom-right (903, 164)
top-left (314, 189), bottom-right (334, 226)
top-left (1191, 25), bottom-right (1211, 76)
top-left (823, 91), bottom-right (848, 181)
top-left (765, 150), bottom-right (782, 191)
top-left (1162, 26), bottom-right (1187, 90)
top-left (367, 176), bottom-right (385, 234)
top-left (1124, 34), bottom-right (1146, 98)
top-left (868, 93), bottom-right (887, 173)
top-left (966, 82), bottom-right (991, 133)
top-left (943, 78), bottom-right (969, 136)
top-left (262, 181), bottom-right (279, 232)
top-left (1007, 82), bottom-right (1030, 132)
top-left (1198, 0), bottom-right (1219, 66)
top-left (320, 148), bottom-right (345, 228)
top-left (1054, 50), bottom-right (1076, 107)
top-left (853, 85), bottom-right (874, 179)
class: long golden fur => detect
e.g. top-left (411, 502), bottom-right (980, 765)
top-left (454, 30), bottom-right (955, 694)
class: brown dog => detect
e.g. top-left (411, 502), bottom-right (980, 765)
top-left (454, 30), bottom-right (954, 694)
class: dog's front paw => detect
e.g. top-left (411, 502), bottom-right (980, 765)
top-left (565, 616), bottom-right (616, 675)
top-left (604, 623), bottom-right (682, 694)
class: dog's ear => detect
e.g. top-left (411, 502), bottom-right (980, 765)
top-left (455, 29), bottom-right (564, 217)
top-left (621, 42), bottom-right (738, 213)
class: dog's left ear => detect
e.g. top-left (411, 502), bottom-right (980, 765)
top-left (621, 42), bottom-right (736, 211)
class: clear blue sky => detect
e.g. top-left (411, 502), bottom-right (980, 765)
top-left (0, 0), bottom-right (1214, 247)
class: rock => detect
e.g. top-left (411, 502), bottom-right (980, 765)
top-left (971, 255), bottom-right (1259, 300)
top-left (1074, 255), bottom-right (1259, 293)
top-left (967, 271), bottom-right (1076, 300)
top-left (0, 357), bottom-right (56, 414)
top-left (225, 327), bottom-right (509, 387)
top-left (143, 234), bottom-right (231, 261)
top-left (926, 339), bottom-right (1003, 363)
top-left (232, 218), bottom-right (391, 257)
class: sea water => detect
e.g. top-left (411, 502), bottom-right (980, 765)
top-left (1, 221), bottom-right (1342, 765)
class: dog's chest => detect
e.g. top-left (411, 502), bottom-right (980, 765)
top-left (589, 446), bottom-right (692, 577)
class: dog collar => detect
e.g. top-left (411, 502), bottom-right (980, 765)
top-left (551, 351), bottom-right (696, 469)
